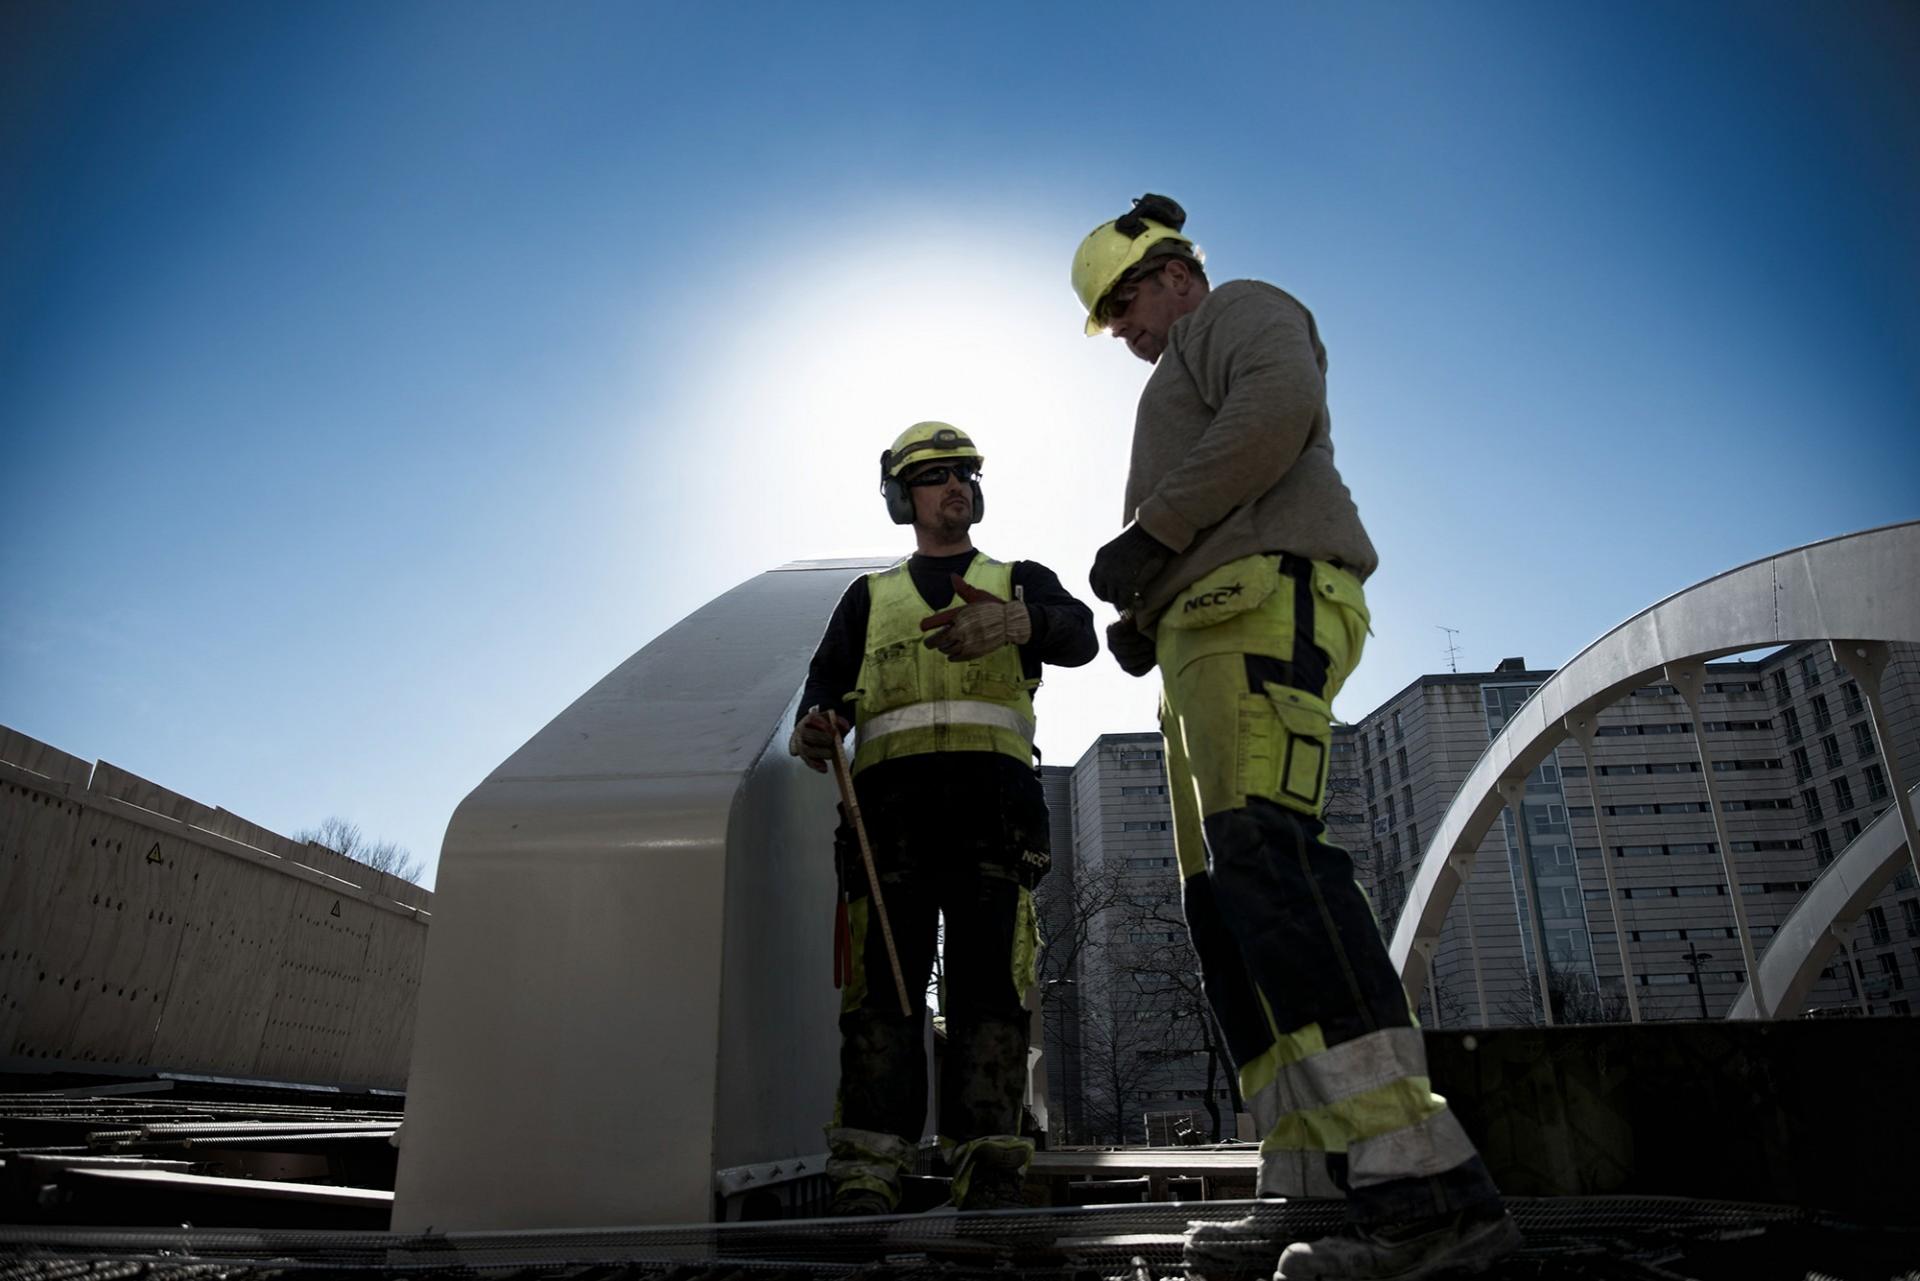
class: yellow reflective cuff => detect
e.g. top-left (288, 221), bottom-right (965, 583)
top-left (1259, 1075), bottom-right (1449, 1156)
top-left (1238, 1011), bottom-right (1327, 1100)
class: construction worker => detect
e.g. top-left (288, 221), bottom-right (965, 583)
top-left (1071, 196), bottom-right (1519, 1279)
top-left (789, 422), bottom-right (1097, 1216)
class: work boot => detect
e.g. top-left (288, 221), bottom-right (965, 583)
top-left (957, 1161), bottom-right (1028, 1212)
top-left (1182, 1201), bottom-right (1290, 1280)
top-left (828, 1186), bottom-right (896, 1217)
top-left (1273, 1204), bottom-right (1521, 1280)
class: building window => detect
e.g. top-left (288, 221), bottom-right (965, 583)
top-left (1841, 817), bottom-right (1863, 843)
top-left (1396, 746), bottom-right (1409, 777)
top-left (1900, 899), bottom-right (1920, 939)
top-left (1821, 735), bottom-right (1843, 770)
top-left (1562, 765), bottom-right (1588, 777)
top-left (1121, 785), bottom-right (1168, 796)
top-left (1811, 829), bottom-right (1833, 866)
top-left (1392, 710), bottom-right (1404, 742)
top-left (1712, 758), bottom-right (1780, 773)
top-left (1408, 821), bottom-right (1420, 855)
top-left (1866, 764), bottom-right (1890, 803)
top-left (1125, 856), bottom-right (1175, 869)
top-left (1842, 681), bottom-right (1864, 717)
top-left (1122, 821), bottom-right (1171, 832)
top-left (1798, 653), bottom-right (1821, 688)
top-left (1801, 788), bottom-right (1824, 821)
top-left (1792, 747), bottom-right (1812, 782)
top-left (1878, 954), bottom-right (1903, 991)
top-left (1833, 776), bottom-right (1856, 812)
top-left (1810, 694), bottom-right (1832, 731)
top-left (1854, 721), bottom-right (1877, 761)
top-left (1120, 750), bottom-right (1164, 765)
top-left (1780, 706), bottom-right (1802, 743)
top-left (1770, 669), bottom-right (1791, 703)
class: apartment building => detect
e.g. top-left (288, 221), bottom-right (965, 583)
top-left (1333, 642), bottom-right (1920, 1024)
top-left (1035, 642), bottom-right (1920, 1140)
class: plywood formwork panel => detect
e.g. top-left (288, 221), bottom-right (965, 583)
top-left (12, 807), bottom-right (198, 1068)
top-left (0, 773), bottom-right (88, 1057)
top-left (91, 763), bottom-right (200, 825)
top-left (0, 730), bottom-right (92, 790)
top-left (2, 727), bottom-right (431, 1085)
top-left (146, 843), bottom-right (306, 1074)
top-left (337, 910), bottom-right (426, 1087)
top-left (252, 881), bottom-right (375, 1083)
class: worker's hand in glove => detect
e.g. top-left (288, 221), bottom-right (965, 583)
top-left (920, 574), bottom-right (1032, 661)
top-left (1088, 523), bottom-right (1173, 608)
top-left (1106, 616), bottom-right (1157, 677)
top-left (788, 706), bottom-right (851, 774)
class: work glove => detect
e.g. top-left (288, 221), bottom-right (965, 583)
top-left (1106, 616), bottom-right (1157, 677)
top-left (920, 574), bottom-right (1032, 661)
top-left (788, 705), bottom-right (851, 774)
top-left (1088, 523), bottom-right (1173, 608)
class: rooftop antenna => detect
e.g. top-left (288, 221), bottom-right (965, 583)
top-left (1437, 625), bottom-right (1462, 674)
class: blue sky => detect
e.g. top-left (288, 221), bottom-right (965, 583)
top-left (4, 1), bottom-right (1916, 886)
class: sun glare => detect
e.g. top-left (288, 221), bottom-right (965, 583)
top-left (652, 219), bottom-right (1163, 762)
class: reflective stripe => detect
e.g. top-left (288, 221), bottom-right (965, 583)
top-left (856, 699), bottom-right (1035, 752)
top-left (1243, 1026), bottom-right (1429, 1141)
top-left (1347, 1108), bottom-right (1479, 1188)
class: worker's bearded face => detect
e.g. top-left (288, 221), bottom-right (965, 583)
top-left (907, 465), bottom-right (977, 539)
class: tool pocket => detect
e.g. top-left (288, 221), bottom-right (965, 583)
top-left (1308, 561), bottom-right (1371, 690)
top-left (1237, 685), bottom-right (1334, 816)
top-left (1158, 555), bottom-right (1280, 632)
top-left (866, 639), bottom-right (920, 705)
top-left (961, 664), bottom-right (1020, 702)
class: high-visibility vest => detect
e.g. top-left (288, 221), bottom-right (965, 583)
top-left (848, 556), bottom-right (1037, 775)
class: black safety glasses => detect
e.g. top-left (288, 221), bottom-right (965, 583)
top-left (903, 463), bottom-right (980, 487)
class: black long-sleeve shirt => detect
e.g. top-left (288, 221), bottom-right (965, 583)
top-left (798, 550), bottom-right (1098, 731)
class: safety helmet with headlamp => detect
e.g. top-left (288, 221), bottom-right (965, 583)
top-left (1071, 193), bottom-right (1198, 336)
top-left (878, 422), bottom-right (986, 526)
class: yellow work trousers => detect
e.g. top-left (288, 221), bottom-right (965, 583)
top-left (1156, 553), bottom-right (1499, 1224)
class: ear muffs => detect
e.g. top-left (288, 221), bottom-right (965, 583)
top-left (880, 450), bottom-right (915, 525)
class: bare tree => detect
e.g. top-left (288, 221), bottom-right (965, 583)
top-left (1037, 859), bottom-right (1244, 1145)
top-left (1125, 899), bottom-right (1242, 1140)
top-left (1496, 971), bottom-right (1633, 1026)
top-left (295, 816), bottom-right (425, 884)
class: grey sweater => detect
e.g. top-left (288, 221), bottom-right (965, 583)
top-left (1125, 279), bottom-right (1378, 627)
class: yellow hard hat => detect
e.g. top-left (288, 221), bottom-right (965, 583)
top-left (1071, 194), bottom-right (1196, 336)
top-left (881, 421), bottom-right (984, 479)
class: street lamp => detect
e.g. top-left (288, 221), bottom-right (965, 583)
top-left (1680, 947), bottom-right (1713, 1020)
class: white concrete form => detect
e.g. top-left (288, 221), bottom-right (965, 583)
top-left (392, 559), bottom-right (885, 1232)
top-left (1388, 522), bottom-right (1920, 1018)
